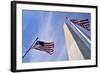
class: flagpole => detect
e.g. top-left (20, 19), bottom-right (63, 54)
top-left (22, 37), bottom-right (38, 58)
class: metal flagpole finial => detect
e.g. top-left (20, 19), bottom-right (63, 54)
top-left (65, 17), bottom-right (69, 23)
top-left (66, 17), bottom-right (68, 20)
top-left (36, 37), bottom-right (38, 40)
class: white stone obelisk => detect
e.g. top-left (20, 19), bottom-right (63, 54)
top-left (63, 23), bottom-right (84, 60)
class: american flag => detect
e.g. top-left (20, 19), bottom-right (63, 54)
top-left (32, 40), bottom-right (54, 55)
top-left (70, 19), bottom-right (90, 31)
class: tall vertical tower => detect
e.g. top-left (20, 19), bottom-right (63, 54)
top-left (63, 23), bottom-right (84, 60)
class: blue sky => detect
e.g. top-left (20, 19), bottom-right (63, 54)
top-left (22, 10), bottom-right (91, 63)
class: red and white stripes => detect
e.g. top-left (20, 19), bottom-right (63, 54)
top-left (70, 19), bottom-right (90, 31)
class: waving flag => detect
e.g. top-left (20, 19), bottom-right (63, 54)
top-left (32, 40), bottom-right (54, 55)
top-left (70, 19), bottom-right (90, 31)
